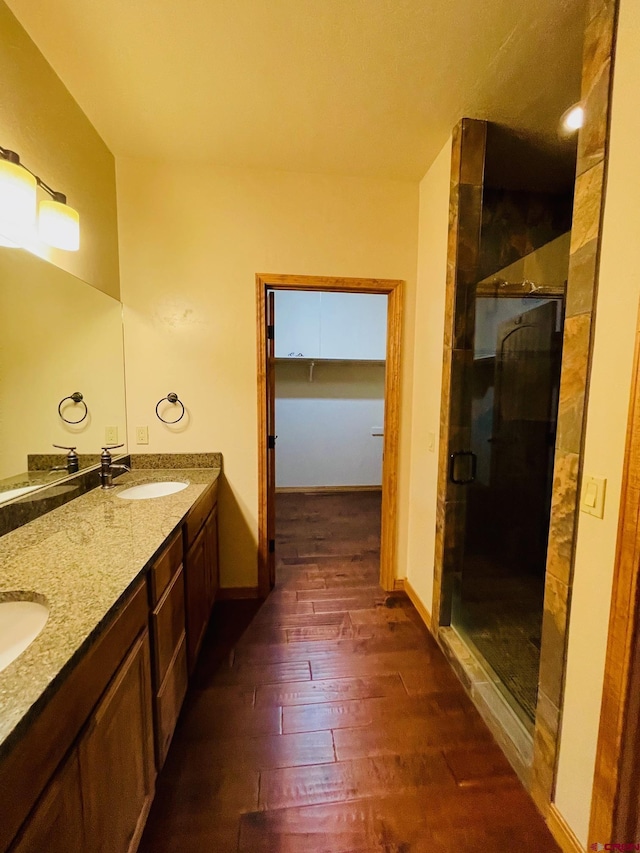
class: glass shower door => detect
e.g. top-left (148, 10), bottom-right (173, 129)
top-left (451, 294), bottom-right (563, 723)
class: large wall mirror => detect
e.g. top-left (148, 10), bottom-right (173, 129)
top-left (0, 248), bottom-right (126, 504)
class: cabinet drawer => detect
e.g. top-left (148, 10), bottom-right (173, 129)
top-left (184, 481), bottom-right (218, 549)
top-left (149, 531), bottom-right (183, 605)
top-left (151, 567), bottom-right (185, 688)
top-left (155, 634), bottom-right (188, 769)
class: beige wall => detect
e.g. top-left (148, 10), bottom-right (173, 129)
top-left (405, 137), bottom-right (452, 607)
top-left (554, 0), bottom-right (640, 842)
top-left (0, 249), bottom-right (125, 481)
top-left (116, 160), bottom-right (418, 588)
top-left (0, 2), bottom-right (119, 297)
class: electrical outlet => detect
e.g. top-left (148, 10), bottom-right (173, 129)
top-left (105, 426), bottom-right (118, 445)
top-left (136, 426), bottom-right (149, 445)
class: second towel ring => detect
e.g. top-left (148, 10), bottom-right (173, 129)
top-left (156, 392), bottom-right (185, 424)
top-left (58, 391), bottom-right (88, 424)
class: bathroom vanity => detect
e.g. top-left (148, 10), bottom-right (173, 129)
top-left (0, 465), bottom-right (220, 852)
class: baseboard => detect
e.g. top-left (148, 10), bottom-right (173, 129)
top-left (547, 804), bottom-right (584, 853)
top-left (403, 577), bottom-right (433, 633)
top-left (217, 587), bottom-right (260, 600)
top-left (393, 578), bottom-right (405, 592)
top-left (275, 485), bottom-right (382, 494)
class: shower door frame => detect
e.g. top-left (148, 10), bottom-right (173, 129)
top-left (449, 286), bottom-right (566, 727)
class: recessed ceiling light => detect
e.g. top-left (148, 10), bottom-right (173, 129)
top-left (560, 103), bottom-right (584, 135)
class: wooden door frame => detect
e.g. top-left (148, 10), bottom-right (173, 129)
top-left (256, 273), bottom-right (404, 598)
top-left (589, 302), bottom-right (640, 845)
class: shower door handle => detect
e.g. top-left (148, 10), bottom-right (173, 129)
top-left (449, 451), bottom-right (477, 485)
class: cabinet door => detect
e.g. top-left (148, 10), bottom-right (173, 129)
top-left (80, 631), bottom-right (155, 853)
top-left (319, 292), bottom-right (387, 360)
top-left (204, 507), bottom-right (219, 609)
top-left (10, 750), bottom-right (85, 853)
top-left (274, 290), bottom-right (321, 358)
top-left (184, 527), bottom-right (208, 674)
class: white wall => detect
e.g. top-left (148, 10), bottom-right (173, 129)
top-left (404, 137), bottom-right (452, 609)
top-left (117, 161), bottom-right (418, 588)
top-left (554, 0), bottom-right (640, 842)
top-left (275, 361), bottom-right (385, 488)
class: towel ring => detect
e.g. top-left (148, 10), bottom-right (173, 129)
top-left (58, 391), bottom-right (88, 424)
top-left (156, 392), bottom-right (185, 424)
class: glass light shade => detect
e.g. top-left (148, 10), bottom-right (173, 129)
top-left (38, 199), bottom-right (80, 251)
top-left (560, 103), bottom-right (584, 134)
top-left (0, 158), bottom-right (37, 246)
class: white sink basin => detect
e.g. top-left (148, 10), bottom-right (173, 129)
top-left (0, 599), bottom-right (49, 673)
top-left (117, 481), bottom-right (188, 500)
top-left (0, 485), bottom-right (42, 504)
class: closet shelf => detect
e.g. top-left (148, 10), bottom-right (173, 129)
top-left (274, 357), bottom-right (385, 365)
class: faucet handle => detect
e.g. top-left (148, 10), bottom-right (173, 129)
top-left (101, 444), bottom-right (124, 452)
top-left (53, 444), bottom-right (77, 451)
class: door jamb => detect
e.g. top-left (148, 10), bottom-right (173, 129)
top-left (589, 301), bottom-right (640, 844)
top-left (256, 273), bottom-right (404, 598)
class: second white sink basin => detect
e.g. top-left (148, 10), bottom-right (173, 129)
top-left (0, 599), bottom-right (49, 673)
top-left (117, 481), bottom-right (188, 500)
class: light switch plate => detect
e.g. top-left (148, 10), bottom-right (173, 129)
top-left (581, 475), bottom-right (606, 518)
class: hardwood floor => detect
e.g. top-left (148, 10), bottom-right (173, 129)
top-left (140, 490), bottom-right (560, 852)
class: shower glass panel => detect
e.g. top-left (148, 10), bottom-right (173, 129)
top-left (451, 292), bottom-right (564, 724)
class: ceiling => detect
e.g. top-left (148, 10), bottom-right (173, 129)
top-left (5, 0), bottom-right (587, 180)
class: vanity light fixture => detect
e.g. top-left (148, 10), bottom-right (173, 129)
top-left (0, 150), bottom-right (37, 247)
top-left (559, 102), bottom-right (584, 135)
top-left (0, 145), bottom-right (80, 251)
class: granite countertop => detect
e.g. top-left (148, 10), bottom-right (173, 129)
top-left (0, 466), bottom-right (220, 758)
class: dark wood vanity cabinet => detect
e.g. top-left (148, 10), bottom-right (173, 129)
top-left (3, 478), bottom-right (220, 852)
top-left (79, 631), bottom-right (155, 853)
top-left (10, 750), bottom-right (85, 853)
top-left (5, 582), bottom-right (155, 853)
top-left (205, 505), bottom-right (219, 609)
top-left (149, 532), bottom-right (188, 769)
top-left (184, 482), bottom-right (219, 674)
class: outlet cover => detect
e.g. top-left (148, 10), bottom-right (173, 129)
top-left (581, 475), bottom-right (606, 519)
top-left (136, 426), bottom-right (149, 445)
top-left (105, 426), bottom-right (118, 445)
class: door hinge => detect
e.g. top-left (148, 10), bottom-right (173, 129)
top-left (269, 538), bottom-right (275, 553)
top-left (267, 324), bottom-right (275, 340)
top-left (268, 434), bottom-right (277, 450)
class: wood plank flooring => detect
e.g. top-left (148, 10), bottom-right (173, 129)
top-left (140, 490), bottom-right (560, 852)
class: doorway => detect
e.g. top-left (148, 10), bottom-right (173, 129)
top-left (255, 274), bottom-right (403, 598)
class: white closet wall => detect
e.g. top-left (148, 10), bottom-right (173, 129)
top-left (275, 361), bottom-right (385, 488)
